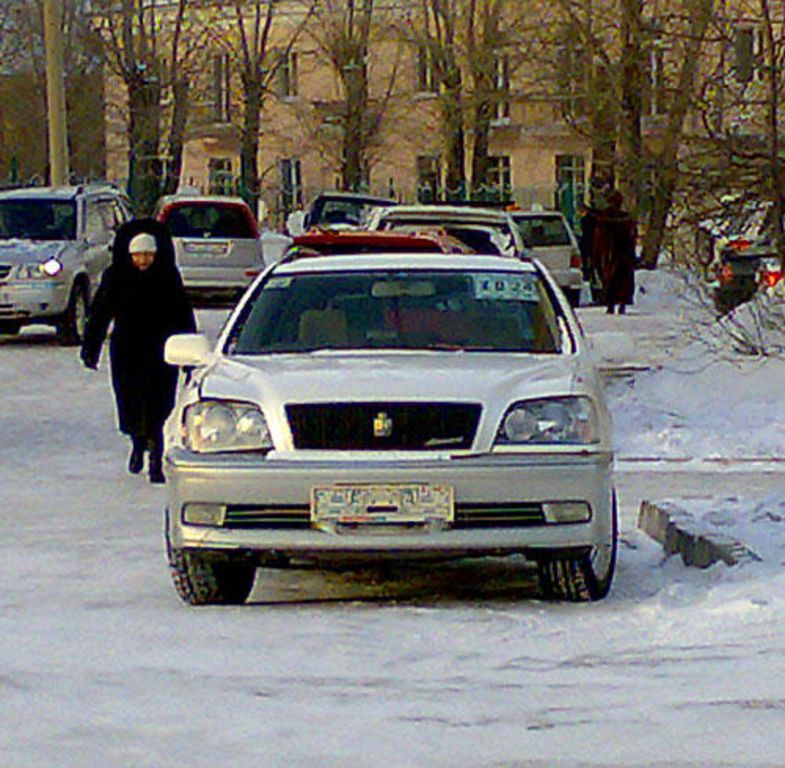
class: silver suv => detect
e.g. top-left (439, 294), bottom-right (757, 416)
top-left (0, 185), bottom-right (132, 344)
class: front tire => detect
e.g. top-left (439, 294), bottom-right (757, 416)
top-left (168, 548), bottom-right (256, 605)
top-left (538, 492), bottom-right (618, 602)
top-left (58, 281), bottom-right (89, 346)
top-left (0, 320), bottom-right (21, 336)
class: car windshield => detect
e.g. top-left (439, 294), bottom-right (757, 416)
top-left (162, 204), bottom-right (256, 239)
top-left (314, 200), bottom-right (384, 228)
top-left (226, 269), bottom-right (563, 355)
top-left (0, 200), bottom-right (77, 241)
top-left (514, 216), bottom-right (572, 247)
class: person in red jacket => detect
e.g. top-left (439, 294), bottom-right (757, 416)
top-left (591, 190), bottom-right (637, 314)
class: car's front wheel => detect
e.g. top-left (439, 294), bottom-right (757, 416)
top-left (58, 281), bottom-right (89, 346)
top-left (538, 492), bottom-right (618, 602)
top-left (168, 548), bottom-right (256, 605)
top-left (0, 320), bottom-right (21, 337)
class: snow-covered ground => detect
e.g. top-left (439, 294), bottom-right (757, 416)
top-left (1, 270), bottom-right (784, 767)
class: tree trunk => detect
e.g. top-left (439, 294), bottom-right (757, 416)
top-left (589, 64), bottom-right (617, 202)
top-left (163, 77), bottom-right (189, 196)
top-left (241, 74), bottom-right (262, 216)
top-left (761, 0), bottom-right (785, 272)
top-left (441, 61), bottom-right (465, 201)
top-left (341, 58), bottom-right (368, 191)
top-left (127, 75), bottom-right (162, 215)
top-left (619, 0), bottom-right (643, 215)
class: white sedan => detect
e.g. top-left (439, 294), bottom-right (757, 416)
top-left (163, 251), bottom-right (617, 604)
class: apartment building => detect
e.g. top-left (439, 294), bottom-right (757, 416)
top-left (103, 0), bottom-right (779, 226)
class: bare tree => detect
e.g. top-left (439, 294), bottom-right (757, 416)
top-left (639, 0), bottom-right (715, 267)
top-left (211, 0), bottom-right (314, 213)
top-left (96, 0), bottom-right (204, 213)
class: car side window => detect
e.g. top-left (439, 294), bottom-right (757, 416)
top-left (85, 200), bottom-right (106, 240)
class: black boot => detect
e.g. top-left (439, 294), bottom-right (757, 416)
top-left (148, 438), bottom-right (165, 484)
top-left (128, 436), bottom-right (145, 475)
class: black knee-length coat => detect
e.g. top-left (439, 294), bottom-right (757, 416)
top-left (81, 219), bottom-right (196, 439)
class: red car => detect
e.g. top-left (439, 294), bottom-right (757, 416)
top-left (288, 229), bottom-right (474, 258)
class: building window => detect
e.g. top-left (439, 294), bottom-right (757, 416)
top-left (416, 45), bottom-right (437, 93)
top-left (484, 155), bottom-right (511, 200)
top-left (734, 26), bottom-right (763, 84)
top-left (645, 44), bottom-right (666, 116)
top-left (416, 155), bottom-right (440, 202)
top-left (493, 55), bottom-right (511, 123)
top-left (279, 157), bottom-right (302, 216)
top-left (208, 158), bottom-right (234, 196)
top-left (276, 50), bottom-right (298, 98)
top-left (555, 154), bottom-right (585, 225)
top-left (213, 53), bottom-right (231, 123)
top-left (557, 25), bottom-right (587, 117)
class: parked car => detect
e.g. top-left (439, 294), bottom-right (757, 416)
top-left (508, 208), bottom-right (583, 306)
top-left (713, 241), bottom-right (782, 314)
top-left (163, 249), bottom-right (617, 605)
top-left (286, 191), bottom-right (397, 235)
top-left (156, 195), bottom-right (273, 303)
top-left (0, 184), bottom-right (132, 344)
top-left (367, 204), bottom-right (526, 258)
top-left (696, 197), bottom-right (772, 269)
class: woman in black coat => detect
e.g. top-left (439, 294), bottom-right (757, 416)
top-left (80, 219), bottom-right (196, 482)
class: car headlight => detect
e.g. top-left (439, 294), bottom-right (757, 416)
top-left (182, 400), bottom-right (273, 453)
top-left (495, 396), bottom-right (599, 445)
top-left (13, 258), bottom-right (63, 279)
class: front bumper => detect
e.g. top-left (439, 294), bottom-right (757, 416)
top-left (0, 281), bottom-right (68, 320)
top-left (166, 450), bottom-right (614, 563)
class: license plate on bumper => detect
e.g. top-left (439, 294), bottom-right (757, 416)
top-left (311, 484), bottom-right (454, 533)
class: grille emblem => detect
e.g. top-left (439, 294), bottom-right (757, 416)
top-left (373, 411), bottom-right (393, 438)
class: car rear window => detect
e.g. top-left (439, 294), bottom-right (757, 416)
top-left (162, 204), bottom-right (256, 239)
top-left (0, 200), bottom-right (77, 241)
top-left (226, 269), bottom-right (563, 355)
top-left (514, 216), bottom-right (572, 247)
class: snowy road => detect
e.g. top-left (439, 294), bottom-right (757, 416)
top-left (2, 273), bottom-right (785, 767)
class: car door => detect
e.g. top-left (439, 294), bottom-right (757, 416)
top-left (82, 197), bottom-right (114, 298)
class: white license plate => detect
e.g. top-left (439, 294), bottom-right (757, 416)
top-left (184, 242), bottom-right (229, 256)
top-left (311, 483), bottom-right (454, 530)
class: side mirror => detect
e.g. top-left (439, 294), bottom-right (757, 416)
top-left (165, 333), bottom-right (212, 367)
top-left (286, 210), bottom-right (306, 236)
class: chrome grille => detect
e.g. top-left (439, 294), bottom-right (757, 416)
top-left (286, 402), bottom-right (482, 451)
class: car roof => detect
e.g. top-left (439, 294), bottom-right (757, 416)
top-left (157, 195), bottom-right (250, 208)
top-left (274, 252), bottom-right (537, 275)
top-left (309, 191), bottom-right (396, 205)
top-left (376, 204), bottom-right (512, 222)
top-left (0, 186), bottom-right (82, 201)
top-left (510, 210), bottom-right (567, 219)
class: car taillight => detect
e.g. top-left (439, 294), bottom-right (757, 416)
top-left (570, 249), bottom-right (582, 269)
top-left (719, 264), bottom-right (735, 285)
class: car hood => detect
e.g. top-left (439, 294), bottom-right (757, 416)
top-left (0, 240), bottom-right (68, 264)
top-left (197, 352), bottom-right (602, 452)
top-left (205, 351), bottom-right (583, 401)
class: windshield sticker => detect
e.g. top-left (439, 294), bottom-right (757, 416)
top-left (264, 277), bottom-right (292, 290)
top-left (473, 274), bottom-right (537, 302)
